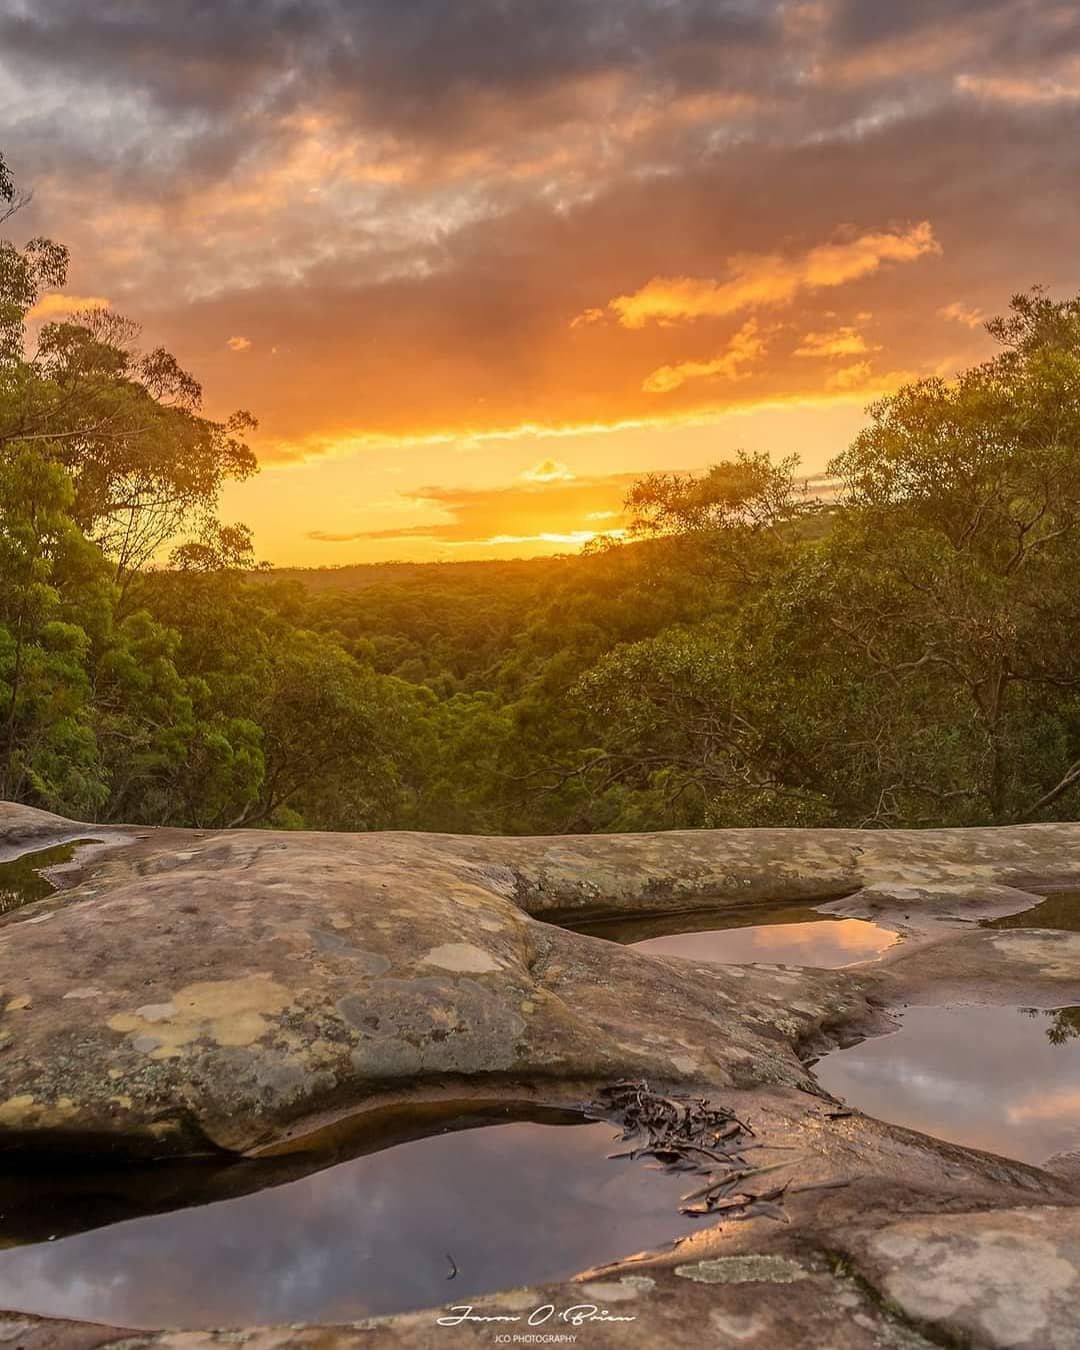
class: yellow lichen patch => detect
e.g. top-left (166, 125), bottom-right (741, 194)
top-left (0, 1094), bottom-right (78, 1128)
top-left (108, 973), bottom-right (293, 1060)
top-left (4, 995), bottom-right (31, 1011)
top-left (0, 1094), bottom-right (36, 1125)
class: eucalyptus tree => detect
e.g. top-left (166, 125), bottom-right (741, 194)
top-left (1, 189), bottom-right (257, 582)
top-left (576, 290), bottom-right (1080, 828)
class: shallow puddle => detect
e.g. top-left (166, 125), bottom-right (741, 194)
top-left (574, 904), bottom-right (897, 968)
top-left (0, 839), bottom-right (99, 915)
top-left (814, 1004), bottom-right (1080, 1164)
top-left (984, 890), bottom-right (1080, 932)
top-left (0, 1113), bottom-right (694, 1328)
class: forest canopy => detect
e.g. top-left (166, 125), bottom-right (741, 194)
top-left (4, 149), bottom-right (1080, 834)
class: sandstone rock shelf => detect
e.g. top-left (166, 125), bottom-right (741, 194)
top-left (0, 801), bottom-right (1078, 1348)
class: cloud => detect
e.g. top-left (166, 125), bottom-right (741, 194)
top-left (27, 293), bottom-right (110, 319)
top-left (794, 325), bottom-right (879, 358)
top-left (306, 471), bottom-right (641, 548)
top-left (2, 0), bottom-right (1076, 566)
top-left (955, 69), bottom-right (1080, 105)
top-left (226, 335), bottom-right (252, 351)
top-left (522, 458), bottom-right (575, 482)
top-left (0, 0), bottom-right (783, 193)
top-left (1007, 1088), bottom-right (1080, 1122)
top-left (643, 319), bottom-right (767, 393)
top-left (825, 362), bottom-right (921, 394)
top-left (938, 301), bottom-right (985, 328)
top-left (826, 360), bottom-right (874, 390)
top-left (569, 307), bottom-right (605, 330)
top-left (602, 223), bottom-right (942, 329)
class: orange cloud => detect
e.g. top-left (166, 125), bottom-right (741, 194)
top-left (306, 471), bottom-right (639, 549)
top-left (825, 362), bottom-right (922, 394)
top-left (602, 223), bottom-right (941, 329)
top-left (956, 69), bottom-right (1080, 105)
top-left (794, 326), bottom-right (878, 358)
top-left (227, 335), bottom-right (252, 351)
top-left (939, 300), bottom-right (985, 329)
top-left (827, 361), bottom-right (873, 390)
top-left (1007, 1089), bottom-right (1080, 1122)
top-left (816, 26), bottom-right (983, 89)
top-left (522, 458), bottom-right (575, 482)
top-left (643, 319), bottom-right (767, 393)
top-left (27, 293), bottom-right (111, 320)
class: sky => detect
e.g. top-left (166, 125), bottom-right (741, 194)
top-left (2, 0), bottom-right (1078, 564)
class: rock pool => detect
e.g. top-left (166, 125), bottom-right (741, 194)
top-left (814, 1003), bottom-right (1080, 1164)
top-left (0, 1111), bottom-right (696, 1328)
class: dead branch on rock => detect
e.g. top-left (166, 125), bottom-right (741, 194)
top-left (590, 1080), bottom-right (800, 1225)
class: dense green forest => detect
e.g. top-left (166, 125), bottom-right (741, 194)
top-left (5, 150), bottom-right (1080, 835)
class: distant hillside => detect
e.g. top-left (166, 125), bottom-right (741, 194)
top-left (258, 554), bottom-right (581, 594)
top-left (259, 507), bottom-right (838, 595)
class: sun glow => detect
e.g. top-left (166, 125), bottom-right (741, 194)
top-left (4, 0), bottom-right (1050, 564)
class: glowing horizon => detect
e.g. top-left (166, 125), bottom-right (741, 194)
top-left (3, 1), bottom-right (1076, 564)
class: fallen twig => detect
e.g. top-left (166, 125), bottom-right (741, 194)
top-left (591, 1080), bottom-right (798, 1227)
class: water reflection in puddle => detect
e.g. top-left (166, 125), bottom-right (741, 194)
top-left (0, 1116), bottom-right (693, 1328)
top-left (0, 839), bottom-right (99, 915)
top-left (574, 904), bottom-right (898, 968)
top-left (814, 1004), bottom-right (1080, 1164)
top-left (984, 890), bottom-right (1080, 932)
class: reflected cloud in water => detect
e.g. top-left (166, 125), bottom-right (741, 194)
top-left (815, 1004), bottom-right (1080, 1164)
top-left (632, 916), bottom-right (897, 968)
top-left (0, 1119), bottom-right (693, 1328)
top-left (572, 903), bottom-right (899, 968)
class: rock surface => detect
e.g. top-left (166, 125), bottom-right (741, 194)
top-left (0, 810), bottom-right (878, 1156)
top-left (5, 1201), bottom-right (1079, 1349)
top-left (1, 803), bottom-right (1079, 1347)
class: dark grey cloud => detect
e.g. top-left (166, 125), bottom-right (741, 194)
top-left (3, 0), bottom-right (1076, 201)
top-left (826, 0), bottom-right (1080, 60)
top-left (0, 0), bottom-right (781, 123)
top-left (0, 0), bottom-right (794, 204)
top-left (3, 0), bottom-right (1079, 467)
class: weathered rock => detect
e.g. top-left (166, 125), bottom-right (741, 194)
top-left (1, 804), bottom-right (1079, 1346)
top-left (0, 814), bottom-right (880, 1157)
top-left (873, 926), bottom-right (1080, 1007)
top-left (835, 1206), bottom-right (1080, 1349)
top-left (0, 803), bottom-right (92, 859)
top-left (1, 806), bottom-right (1079, 1158)
top-left (443, 820), bottom-right (1080, 918)
top-left (0, 1256), bottom-right (943, 1349)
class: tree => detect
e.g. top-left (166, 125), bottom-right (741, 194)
top-left (827, 287), bottom-right (1080, 821)
top-left (0, 151), bottom-right (261, 820)
top-left (1, 191), bottom-right (257, 582)
top-left (621, 450), bottom-right (812, 588)
top-left (0, 151), bottom-right (29, 226)
top-left (572, 289), bottom-right (1080, 828)
top-left (0, 446), bottom-right (109, 811)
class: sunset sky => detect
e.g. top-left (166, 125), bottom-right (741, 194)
top-left (2, 0), bottom-right (1078, 564)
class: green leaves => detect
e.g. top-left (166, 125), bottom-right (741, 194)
top-left (5, 172), bottom-right (1080, 843)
